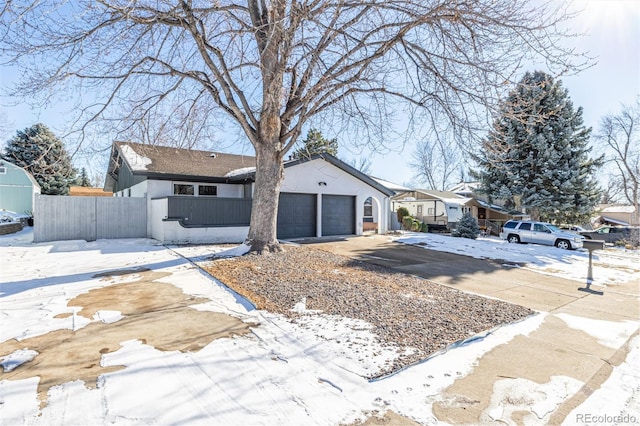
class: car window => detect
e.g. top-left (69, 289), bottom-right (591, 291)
top-left (533, 224), bottom-right (548, 232)
top-left (597, 227), bottom-right (609, 234)
top-left (504, 222), bottom-right (517, 229)
top-left (547, 224), bottom-right (561, 232)
top-left (518, 222), bottom-right (531, 231)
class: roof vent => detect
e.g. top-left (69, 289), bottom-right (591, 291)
top-left (210, 153), bottom-right (217, 158)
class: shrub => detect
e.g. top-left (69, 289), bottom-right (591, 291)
top-left (402, 216), bottom-right (414, 231)
top-left (452, 212), bottom-right (480, 239)
top-left (410, 220), bottom-right (421, 231)
top-left (615, 238), bottom-right (639, 250)
top-left (397, 207), bottom-right (410, 224)
top-left (419, 222), bottom-right (429, 233)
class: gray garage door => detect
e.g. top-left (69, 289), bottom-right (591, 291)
top-left (322, 194), bottom-right (355, 236)
top-left (277, 193), bottom-right (317, 239)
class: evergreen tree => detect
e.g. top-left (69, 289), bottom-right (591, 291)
top-left (76, 167), bottom-right (92, 187)
top-left (452, 212), bottom-right (480, 239)
top-left (291, 128), bottom-right (338, 159)
top-left (474, 71), bottom-right (602, 224)
top-left (3, 124), bottom-right (76, 195)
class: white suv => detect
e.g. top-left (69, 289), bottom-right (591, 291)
top-left (500, 220), bottom-right (584, 250)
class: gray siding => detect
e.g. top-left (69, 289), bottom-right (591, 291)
top-left (167, 196), bottom-right (252, 227)
top-left (114, 163), bottom-right (146, 193)
top-left (34, 195), bottom-right (146, 242)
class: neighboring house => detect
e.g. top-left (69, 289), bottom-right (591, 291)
top-left (0, 159), bottom-right (41, 214)
top-left (390, 183), bottom-right (527, 234)
top-left (371, 177), bottom-right (412, 194)
top-left (104, 141), bottom-right (393, 244)
top-left (392, 189), bottom-right (472, 230)
top-left (594, 204), bottom-right (638, 227)
top-left (448, 182), bottom-right (528, 234)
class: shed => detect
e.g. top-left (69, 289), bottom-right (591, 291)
top-left (0, 160), bottom-right (41, 214)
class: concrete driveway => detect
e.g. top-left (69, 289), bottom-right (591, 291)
top-left (299, 234), bottom-right (640, 424)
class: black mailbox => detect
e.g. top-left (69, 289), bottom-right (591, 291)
top-left (583, 239), bottom-right (605, 252)
top-left (582, 239), bottom-right (606, 290)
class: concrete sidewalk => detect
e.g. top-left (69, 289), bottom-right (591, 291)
top-left (300, 234), bottom-right (640, 424)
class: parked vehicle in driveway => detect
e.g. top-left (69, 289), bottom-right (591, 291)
top-left (579, 226), bottom-right (639, 244)
top-left (499, 220), bottom-right (584, 250)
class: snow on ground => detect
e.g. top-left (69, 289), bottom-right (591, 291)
top-left (395, 232), bottom-right (640, 285)
top-left (563, 334), bottom-right (640, 426)
top-left (0, 228), bottom-right (638, 425)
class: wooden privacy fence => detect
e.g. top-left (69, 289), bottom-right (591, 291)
top-left (34, 195), bottom-right (147, 243)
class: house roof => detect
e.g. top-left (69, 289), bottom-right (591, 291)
top-left (105, 142), bottom-right (256, 191)
top-left (600, 216), bottom-right (630, 226)
top-left (115, 141), bottom-right (255, 177)
top-left (447, 181), bottom-right (480, 195)
top-left (396, 189), bottom-right (467, 201)
top-left (473, 198), bottom-right (527, 217)
top-left (105, 142), bottom-right (394, 196)
top-left (0, 159), bottom-right (41, 190)
top-left (416, 189), bottom-right (466, 200)
top-left (393, 189), bottom-right (471, 206)
top-left (600, 204), bottom-right (636, 213)
top-left (370, 177), bottom-right (411, 193)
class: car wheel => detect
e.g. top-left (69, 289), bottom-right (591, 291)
top-left (556, 239), bottom-right (570, 250)
top-left (508, 234), bottom-right (520, 244)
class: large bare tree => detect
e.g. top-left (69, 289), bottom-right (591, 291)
top-left (409, 130), bottom-right (463, 191)
top-left (597, 99), bottom-right (640, 223)
top-left (1, 0), bottom-right (586, 252)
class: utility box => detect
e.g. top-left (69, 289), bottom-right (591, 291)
top-left (583, 239), bottom-right (605, 252)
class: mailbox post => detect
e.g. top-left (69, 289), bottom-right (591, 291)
top-left (582, 239), bottom-right (605, 284)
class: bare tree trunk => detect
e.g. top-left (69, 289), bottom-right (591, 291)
top-left (247, 141), bottom-right (285, 253)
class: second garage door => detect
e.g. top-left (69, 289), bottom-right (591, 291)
top-left (277, 193), bottom-right (316, 239)
top-left (322, 194), bottom-right (355, 236)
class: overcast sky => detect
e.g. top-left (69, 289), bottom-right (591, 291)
top-left (1, 0), bottom-right (638, 186)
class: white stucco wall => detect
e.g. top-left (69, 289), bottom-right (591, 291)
top-left (125, 159), bottom-right (390, 242)
top-left (149, 197), bottom-right (248, 244)
top-left (160, 223), bottom-right (248, 244)
top-left (281, 158), bottom-right (390, 235)
top-left (149, 198), bottom-right (168, 242)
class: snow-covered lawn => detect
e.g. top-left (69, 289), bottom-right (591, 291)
top-left (395, 232), bottom-right (640, 286)
top-left (0, 228), bottom-right (638, 425)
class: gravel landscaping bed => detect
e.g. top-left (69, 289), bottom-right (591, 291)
top-left (204, 244), bottom-right (534, 378)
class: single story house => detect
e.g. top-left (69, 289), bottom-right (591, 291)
top-left (0, 159), bottom-right (41, 215)
top-left (391, 189), bottom-right (472, 230)
top-left (104, 141), bottom-right (393, 244)
top-left (594, 204), bottom-right (638, 227)
top-left (391, 184), bottom-right (527, 234)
